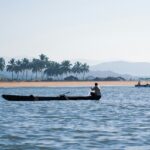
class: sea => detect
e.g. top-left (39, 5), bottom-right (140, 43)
top-left (0, 86), bottom-right (150, 150)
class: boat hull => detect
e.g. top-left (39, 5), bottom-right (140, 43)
top-left (2, 94), bottom-right (101, 101)
top-left (135, 84), bottom-right (150, 87)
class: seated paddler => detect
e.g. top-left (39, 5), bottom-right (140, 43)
top-left (90, 82), bottom-right (101, 97)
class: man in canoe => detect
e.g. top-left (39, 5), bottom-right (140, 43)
top-left (90, 82), bottom-right (101, 97)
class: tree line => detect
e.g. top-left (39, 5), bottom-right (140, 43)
top-left (0, 54), bottom-right (89, 81)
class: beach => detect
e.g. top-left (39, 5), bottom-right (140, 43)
top-left (0, 81), bottom-right (138, 87)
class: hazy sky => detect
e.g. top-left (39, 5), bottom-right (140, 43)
top-left (1, 0), bottom-right (150, 62)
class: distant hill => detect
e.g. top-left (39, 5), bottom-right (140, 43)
top-left (87, 70), bottom-right (136, 80)
top-left (90, 61), bottom-right (150, 76)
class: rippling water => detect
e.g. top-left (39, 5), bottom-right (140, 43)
top-left (0, 86), bottom-right (150, 150)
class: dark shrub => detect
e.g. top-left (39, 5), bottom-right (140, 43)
top-left (64, 75), bottom-right (78, 81)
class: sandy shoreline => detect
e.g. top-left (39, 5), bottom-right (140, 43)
top-left (0, 81), bottom-right (138, 87)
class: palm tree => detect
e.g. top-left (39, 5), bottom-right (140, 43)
top-left (39, 54), bottom-right (49, 62)
top-left (60, 60), bottom-right (72, 78)
top-left (44, 61), bottom-right (61, 80)
top-left (31, 58), bottom-right (41, 80)
top-left (80, 63), bottom-right (89, 80)
top-left (71, 61), bottom-right (82, 78)
top-left (14, 60), bottom-right (22, 80)
top-left (6, 58), bottom-right (15, 80)
top-left (39, 54), bottom-right (49, 80)
top-left (0, 57), bottom-right (5, 71)
top-left (22, 58), bottom-right (30, 80)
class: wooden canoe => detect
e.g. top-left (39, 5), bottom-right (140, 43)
top-left (2, 94), bottom-right (101, 101)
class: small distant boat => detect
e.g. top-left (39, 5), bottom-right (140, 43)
top-left (135, 84), bottom-right (150, 87)
top-left (135, 80), bottom-right (150, 87)
top-left (2, 94), bottom-right (101, 101)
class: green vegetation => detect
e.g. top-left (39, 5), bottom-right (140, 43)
top-left (0, 54), bottom-right (89, 81)
top-left (0, 57), bottom-right (5, 72)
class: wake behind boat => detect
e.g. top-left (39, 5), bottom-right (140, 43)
top-left (2, 94), bottom-right (101, 101)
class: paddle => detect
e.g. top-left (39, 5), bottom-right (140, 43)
top-left (59, 91), bottom-right (70, 100)
top-left (63, 91), bottom-right (70, 95)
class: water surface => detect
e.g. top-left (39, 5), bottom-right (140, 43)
top-left (0, 86), bottom-right (150, 150)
